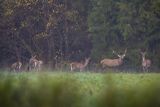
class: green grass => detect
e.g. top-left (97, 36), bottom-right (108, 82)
top-left (0, 71), bottom-right (160, 107)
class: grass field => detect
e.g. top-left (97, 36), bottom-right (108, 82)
top-left (0, 71), bottom-right (160, 107)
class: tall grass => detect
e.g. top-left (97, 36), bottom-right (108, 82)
top-left (98, 74), bottom-right (160, 107)
top-left (0, 71), bottom-right (160, 107)
top-left (0, 72), bottom-right (83, 107)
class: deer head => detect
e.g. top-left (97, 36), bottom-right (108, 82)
top-left (112, 48), bottom-right (127, 60)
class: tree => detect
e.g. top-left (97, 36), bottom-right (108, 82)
top-left (88, 0), bottom-right (160, 68)
top-left (0, 0), bottom-right (91, 69)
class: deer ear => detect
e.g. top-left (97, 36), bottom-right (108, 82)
top-left (118, 55), bottom-right (121, 58)
top-left (32, 55), bottom-right (36, 58)
top-left (125, 48), bottom-right (127, 53)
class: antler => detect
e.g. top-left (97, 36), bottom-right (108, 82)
top-left (124, 48), bottom-right (127, 55)
top-left (140, 49), bottom-right (146, 55)
top-left (112, 50), bottom-right (116, 55)
top-left (32, 55), bottom-right (37, 59)
top-left (112, 50), bottom-right (121, 57)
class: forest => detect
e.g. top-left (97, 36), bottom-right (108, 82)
top-left (0, 0), bottom-right (160, 71)
top-left (0, 1), bottom-right (160, 107)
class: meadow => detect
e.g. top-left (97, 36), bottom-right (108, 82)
top-left (0, 71), bottom-right (160, 107)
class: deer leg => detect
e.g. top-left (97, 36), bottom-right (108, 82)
top-left (142, 67), bottom-right (145, 72)
top-left (29, 66), bottom-right (31, 71)
top-left (26, 65), bottom-right (29, 71)
top-left (18, 66), bottom-right (21, 72)
top-left (17, 67), bottom-right (19, 72)
top-left (71, 66), bottom-right (73, 71)
top-left (37, 65), bottom-right (40, 71)
top-left (13, 68), bottom-right (16, 72)
top-left (37, 66), bottom-right (39, 72)
top-left (146, 67), bottom-right (149, 73)
top-left (144, 67), bottom-right (148, 73)
top-left (102, 64), bottom-right (106, 68)
top-left (71, 67), bottom-right (75, 71)
top-left (80, 68), bottom-right (83, 72)
top-left (28, 64), bottom-right (31, 71)
top-left (102, 65), bottom-right (107, 72)
top-left (71, 65), bottom-right (76, 71)
top-left (80, 69), bottom-right (82, 72)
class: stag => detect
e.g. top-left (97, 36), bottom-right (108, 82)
top-left (100, 49), bottom-right (127, 68)
top-left (70, 58), bottom-right (90, 71)
top-left (10, 61), bottom-right (22, 72)
top-left (140, 51), bottom-right (151, 72)
top-left (28, 56), bottom-right (38, 71)
top-left (28, 55), bottom-right (43, 71)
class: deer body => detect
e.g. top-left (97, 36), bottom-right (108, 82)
top-left (11, 61), bottom-right (22, 72)
top-left (70, 58), bottom-right (90, 71)
top-left (141, 52), bottom-right (151, 72)
top-left (100, 58), bottom-right (123, 67)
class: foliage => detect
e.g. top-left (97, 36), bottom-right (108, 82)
top-left (88, 0), bottom-right (160, 67)
top-left (0, 0), bottom-right (160, 70)
top-left (0, 72), bottom-right (160, 107)
top-left (0, 0), bottom-right (91, 68)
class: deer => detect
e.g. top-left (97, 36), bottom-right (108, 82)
top-left (28, 55), bottom-right (36, 71)
top-left (10, 47), bottom-right (22, 72)
top-left (10, 61), bottom-right (22, 72)
top-left (140, 51), bottom-right (151, 72)
top-left (28, 55), bottom-right (43, 71)
top-left (100, 49), bottom-right (127, 68)
top-left (70, 58), bottom-right (90, 71)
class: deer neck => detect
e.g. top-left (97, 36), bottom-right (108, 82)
top-left (118, 58), bottom-right (123, 64)
top-left (83, 60), bottom-right (89, 67)
top-left (142, 56), bottom-right (145, 62)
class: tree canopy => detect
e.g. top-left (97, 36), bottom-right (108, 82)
top-left (0, 0), bottom-right (160, 70)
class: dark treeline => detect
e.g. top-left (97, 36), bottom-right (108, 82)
top-left (0, 0), bottom-right (160, 71)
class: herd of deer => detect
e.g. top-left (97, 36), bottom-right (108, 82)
top-left (10, 49), bottom-right (151, 72)
top-left (10, 55), bottom-right (43, 72)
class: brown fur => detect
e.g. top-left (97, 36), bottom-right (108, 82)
top-left (100, 58), bottom-right (123, 67)
top-left (70, 58), bottom-right (90, 71)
